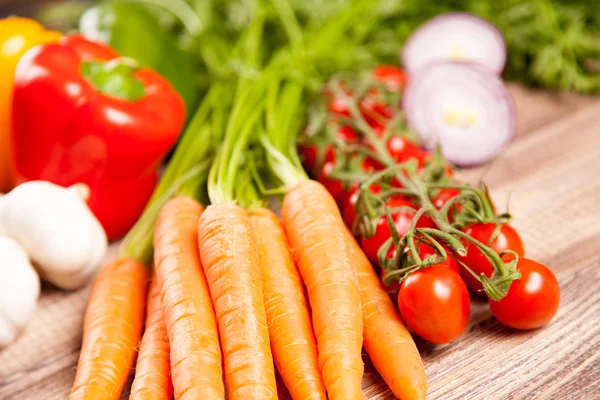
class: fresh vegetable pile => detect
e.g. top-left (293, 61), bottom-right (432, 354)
top-left (0, 1), bottom-right (567, 399)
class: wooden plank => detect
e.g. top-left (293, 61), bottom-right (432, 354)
top-left (1, 88), bottom-right (599, 400)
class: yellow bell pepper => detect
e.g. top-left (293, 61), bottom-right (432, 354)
top-left (0, 18), bottom-right (61, 192)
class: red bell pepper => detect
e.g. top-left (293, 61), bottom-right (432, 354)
top-left (11, 35), bottom-right (185, 239)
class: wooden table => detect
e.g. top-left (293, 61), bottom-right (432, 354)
top-left (1, 84), bottom-right (599, 399)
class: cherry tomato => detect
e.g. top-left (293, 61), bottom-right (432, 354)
top-left (318, 159), bottom-right (350, 207)
top-left (343, 184), bottom-right (381, 228)
top-left (387, 136), bottom-right (422, 163)
top-left (431, 188), bottom-right (462, 221)
top-left (364, 133), bottom-right (426, 175)
top-left (416, 240), bottom-right (460, 274)
top-left (325, 84), bottom-right (353, 117)
top-left (398, 265), bottom-right (470, 344)
top-left (379, 268), bottom-right (400, 301)
top-left (380, 239), bottom-right (460, 302)
top-left (360, 95), bottom-right (393, 127)
top-left (299, 125), bottom-right (358, 174)
top-left (432, 188), bottom-right (461, 210)
top-left (372, 65), bottom-right (408, 92)
top-left (459, 223), bottom-right (525, 296)
top-left (360, 196), bottom-right (435, 263)
top-left (299, 143), bottom-right (319, 173)
top-left (489, 258), bottom-right (560, 330)
top-left (319, 154), bottom-right (373, 210)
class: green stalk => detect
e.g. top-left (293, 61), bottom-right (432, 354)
top-left (119, 159), bottom-right (212, 265)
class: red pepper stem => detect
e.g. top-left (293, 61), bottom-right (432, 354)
top-left (81, 57), bottom-right (146, 101)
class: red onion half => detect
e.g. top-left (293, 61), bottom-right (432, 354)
top-left (402, 13), bottom-right (506, 75)
top-left (403, 61), bottom-right (515, 167)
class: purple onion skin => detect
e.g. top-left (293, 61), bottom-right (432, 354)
top-left (403, 60), bottom-right (515, 167)
top-left (402, 12), bottom-right (507, 76)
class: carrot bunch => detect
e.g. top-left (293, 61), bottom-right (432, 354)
top-left (71, 22), bottom-right (427, 400)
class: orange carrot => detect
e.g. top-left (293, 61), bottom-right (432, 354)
top-left (344, 228), bottom-right (428, 400)
top-left (153, 197), bottom-right (224, 399)
top-left (70, 258), bottom-right (149, 400)
top-left (250, 208), bottom-right (327, 400)
top-left (197, 202), bottom-right (277, 400)
top-left (281, 180), bottom-right (364, 400)
top-left (129, 274), bottom-right (173, 400)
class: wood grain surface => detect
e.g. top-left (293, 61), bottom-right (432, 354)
top-left (1, 84), bottom-right (599, 400)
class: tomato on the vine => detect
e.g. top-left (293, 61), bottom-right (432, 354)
top-left (325, 82), bottom-right (353, 118)
top-left (372, 65), bottom-right (408, 92)
top-left (382, 240), bottom-right (460, 298)
top-left (364, 133), bottom-right (428, 178)
top-left (489, 258), bottom-right (560, 330)
top-left (415, 240), bottom-right (460, 274)
top-left (335, 125), bottom-right (359, 142)
top-left (360, 196), bottom-right (435, 263)
top-left (361, 96), bottom-right (393, 127)
top-left (387, 136), bottom-right (423, 163)
top-left (360, 66), bottom-right (408, 127)
top-left (432, 188), bottom-right (462, 221)
top-left (398, 265), bottom-right (470, 344)
top-left (343, 184), bottom-right (381, 228)
top-left (379, 268), bottom-right (401, 301)
top-left (319, 153), bottom-right (374, 209)
top-left (459, 223), bottom-right (525, 295)
top-left (299, 143), bottom-right (320, 174)
top-left (318, 160), bottom-right (349, 207)
top-left (432, 188), bottom-right (461, 210)
top-left (299, 125), bottom-right (358, 174)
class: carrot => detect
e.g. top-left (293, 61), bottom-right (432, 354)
top-left (249, 208), bottom-right (327, 400)
top-left (281, 179), bottom-right (364, 400)
top-left (70, 257), bottom-right (149, 400)
top-left (153, 196), bottom-right (224, 399)
top-left (197, 202), bottom-right (277, 400)
top-left (344, 228), bottom-right (428, 400)
top-left (129, 274), bottom-right (173, 400)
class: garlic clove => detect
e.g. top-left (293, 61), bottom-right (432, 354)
top-left (0, 237), bottom-right (40, 348)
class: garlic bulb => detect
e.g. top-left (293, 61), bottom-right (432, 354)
top-left (0, 236), bottom-right (40, 348)
top-left (0, 181), bottom-right (108, 290)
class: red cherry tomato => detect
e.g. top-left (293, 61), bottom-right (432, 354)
top-left (489, 258), bottom-right (560, 330)
top-left (387, 136), bottom-right (422, 163)
top-left (299, 125), bottom-right (358, 174)
top-left (325, 84), bottom-right (353, 117)
top-left (372, 65), bottom-right (408, 92)
top-left (343, 184), bottom-right (381, 228)
top-left (415, 240), bottom-right (460, 274)
top-left (299, 143), bottom-right (319, 173)
top-left (379, 267), bottom-right (401, 301)
top-left (380, 240), bottom-right (459, 301)
top-left (459, 223), bottom-right (525, 296)
top-left (335, 125), bottom-right (358, 142)
top-left (359, 65), bottom-right (408, 126)
top-left (432, 188), bottom-right (462, 221)
top-left (363, 134), bottom-right (427, 177)
top-left (360, 196), bottom-right (435, 263)
top-left (329, 96), bottom-right (350, 117)
top-left (398, 265), bottom-right (470, 344)
top-left (361, 95), bottom-right (393, 127)
top-left (432, 188), bottom-right (461, 210)
top-left (318, 159), bottom-right (350, 207)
